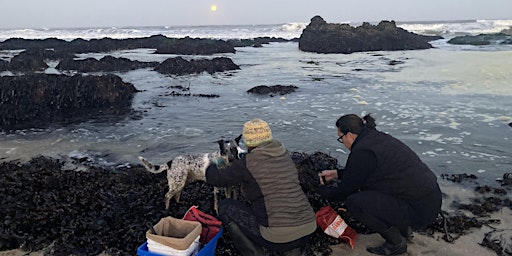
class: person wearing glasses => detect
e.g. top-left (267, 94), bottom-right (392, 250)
top-left (318, 113), bottom-right (442, 256)
top-left (206, 118), bottom-right (317, 256)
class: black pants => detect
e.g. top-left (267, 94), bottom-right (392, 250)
top-left (218, 198), bottom-right (311, 253)
top-left (345, 185), bottom-right (442, 234)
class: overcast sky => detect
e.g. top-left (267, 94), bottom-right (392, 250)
top-left (1, 0), bottom-right (511, 29)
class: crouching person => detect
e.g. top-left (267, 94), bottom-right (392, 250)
top-left (206, 119), bottom-right (317, 256)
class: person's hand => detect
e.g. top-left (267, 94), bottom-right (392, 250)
top-left (318, 169), bottom-right (338, 185)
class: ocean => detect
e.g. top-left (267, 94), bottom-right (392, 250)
top-left (1, 19), bottom-right (511, 185)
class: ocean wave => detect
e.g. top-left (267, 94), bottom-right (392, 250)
top-left (280, 22), bottom-right (307, 32)
top-left (400, 19), bottom-right (512, 38)
top-left (1, 19), bottom-right (511, 42)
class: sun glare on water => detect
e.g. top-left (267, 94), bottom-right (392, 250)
top-left (210, 4), bottom-right (217, 11)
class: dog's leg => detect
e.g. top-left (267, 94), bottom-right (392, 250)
top-left (163, 156), bottom-right (191, 209)
top-left (213, 187), bottom-right (220, 214)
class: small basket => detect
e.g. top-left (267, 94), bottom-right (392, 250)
top-left (137, 228), bottom-right (223, 256)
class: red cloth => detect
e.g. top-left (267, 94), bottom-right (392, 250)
top-left (316, 205), bottom-right (357, 249)
top-left (182, 206), bottom-right (222, 244)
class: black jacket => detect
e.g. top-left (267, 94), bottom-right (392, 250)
top-left (319, 128), bottom-right (439, 202)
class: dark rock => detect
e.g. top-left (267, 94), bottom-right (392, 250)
top-left (247, 85), bottom-right (298, 96)
top-left (0, 37), bottom-right (69, 51)
top-left (500, 173), bottom-right (512, 186)
top-left (441, 173), bottom-right (478, 183)
top-left (448, 33), bottom-right (512, 45)
top-left (0, 35), bottom-right (235, 56)
top-left (154, 56), bottom-right (240, 75)
top-left (299, 16), bottom-right (442, 54)
top-left (56, 55), bottom-right (158, 72)
top-left (227, 37), bottom-right (299, 48)
top-left (0, 59), bottom-right (8, 71)
top-left (0, 74), bottom-right (137, 131)
top-left (8, 49), bottom-right (49, 72)
top-left (155, 37), bottom-right (236, 55)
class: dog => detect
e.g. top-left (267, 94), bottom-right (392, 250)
top-left (138, 135), bottom-right (245, 212)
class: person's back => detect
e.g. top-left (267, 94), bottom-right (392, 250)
top-left (245, 139), bottom-right (316, 242)
top-left (206, 118), bottom-right (316, 256)
top-left (351, 128), bottom-right (438, 200)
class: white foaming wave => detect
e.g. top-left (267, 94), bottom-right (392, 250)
top-left (399, 19), bottom-right (512, 38)
top-left (0, 23), bottom-right (304, 41)
top-left (0, 27), bottom-right (156, 42)
top-left (280, 22), bottom-right (307, 32)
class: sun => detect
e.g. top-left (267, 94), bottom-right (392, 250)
top-left (210, 4), bottom-right (217, 12)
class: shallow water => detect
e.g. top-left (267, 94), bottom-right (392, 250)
top-left (1, 42), bottom-right (511, 185)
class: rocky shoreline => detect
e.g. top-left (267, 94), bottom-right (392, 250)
top-left (1, 153), bottom-right (511, 255)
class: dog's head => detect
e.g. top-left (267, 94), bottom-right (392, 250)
top-left (216, 134), bottom-right (246, 162)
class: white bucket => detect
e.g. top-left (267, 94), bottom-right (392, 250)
top-left (147, 236), bottom-right (200, 256)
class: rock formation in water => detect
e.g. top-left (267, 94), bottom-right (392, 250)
top-left (0, 74), bottom-right (137, 131)
top-left (299, 16), bottom-right (442, 54)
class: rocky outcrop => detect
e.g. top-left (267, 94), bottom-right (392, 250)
top-left (299, 16), bottom-right (442, 54)
top-left (8, 49), bottom-right (49, 72)
top-left (0, 35), bottom-right (236, 55)
top-left (155, 37), bottom-right (235, 55)
top-left (56, 56), bottom-right (158, 72)
top-left (247, 85), bottom-right (298, 96)
top-left (447, 33), bottom-right (512, 45)
top-left (0, 59), bottom-right (8, 71)
top-left (154, 56), bottom-right (240, 75)
top-left (0, 74), bottom-right (137, 131)
top-left (227, 37), bottom-right (299, 47)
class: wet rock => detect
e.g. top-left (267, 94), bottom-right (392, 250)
top-left (56, 55), bottom-right (158, 72)
top-left (8, 49), bottom-right (49, 72)
top-left (0, 74), bottom-right (137, 131)
top-left (501, 173), bottom-right (512, 186)
top-left (0, 35), bottom-right (235, 56)
top-left (448, 33), bottom-right (512, 45)
top-left (227, 37), bottom-right (298, 47)
top-left (155, 37), bottom-right (236, 55)
top-left (299, 16), bottom-right (442, 54)
top-left (247, 85), bottom-right (298, 96)
top-left (441, 173), bottom-right (478, 183)
top-left (0, 59), bottom-right (8, 71)
top-left (154, 56), bottom-right (240, 75)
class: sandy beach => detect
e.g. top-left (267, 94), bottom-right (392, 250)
top-left (331, 208), bottom-right (511, 256)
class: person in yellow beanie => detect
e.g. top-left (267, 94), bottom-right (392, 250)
top-left (205, 119), bottom-right (316, 256)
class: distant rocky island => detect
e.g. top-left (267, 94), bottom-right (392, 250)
top-left (298, 16), bottom-right (442, 54)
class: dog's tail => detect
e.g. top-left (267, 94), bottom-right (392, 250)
top-left (138, 156), bottom-right (169, 174)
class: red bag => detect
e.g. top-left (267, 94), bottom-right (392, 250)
top-left (315, 205), bottom-right (357, 249)
top-left (182, 206), bottom-right (222, 244)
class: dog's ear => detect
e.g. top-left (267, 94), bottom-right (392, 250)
top-left (235, 134), bottom-right (242, 144)
top-left (216, 139), bottom-right (227, 155)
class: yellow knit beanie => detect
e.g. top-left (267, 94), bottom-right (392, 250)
top-left (242, 119), bottom-right (273, 147)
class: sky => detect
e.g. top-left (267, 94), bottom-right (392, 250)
top-left (1, 0), bottom-right (511, 29)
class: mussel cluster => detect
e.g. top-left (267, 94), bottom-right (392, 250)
top-left (1, 154), bottom-right (510, 255)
